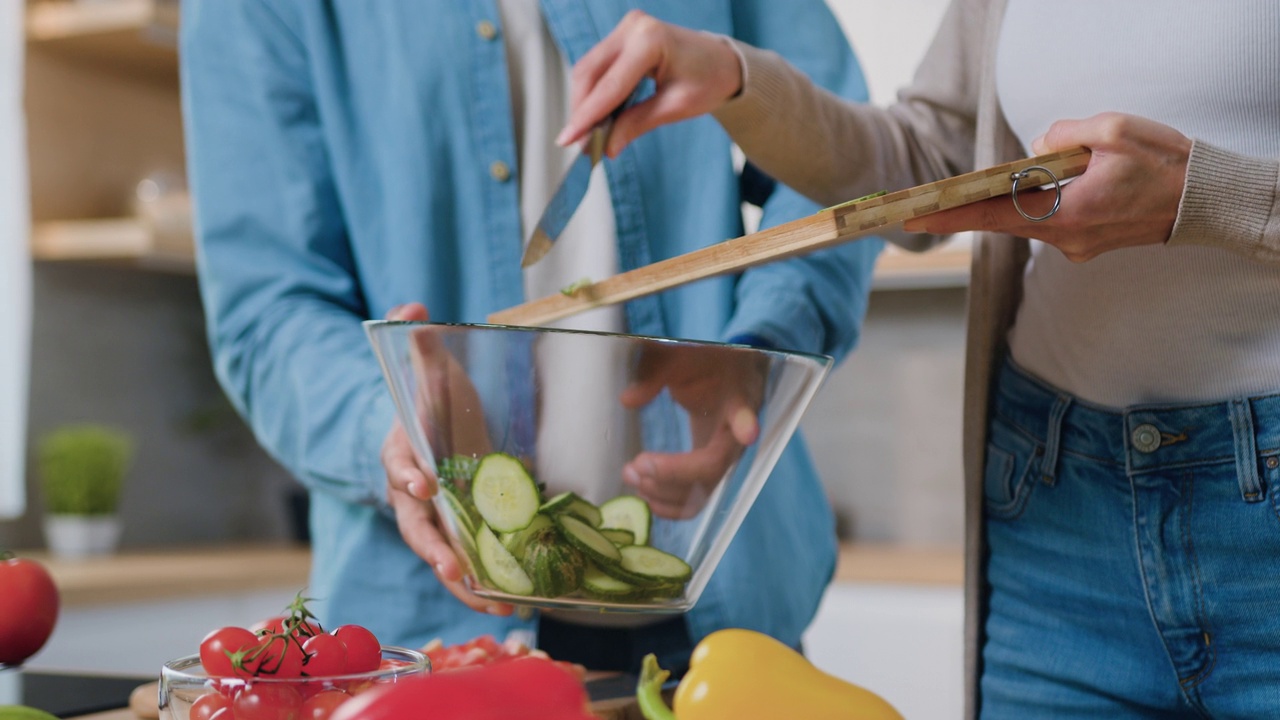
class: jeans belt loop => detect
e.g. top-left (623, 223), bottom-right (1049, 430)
top-left (1041, 393), bottom-right (1073, 486)
top-left (1229, 398), bottom-right (1264, 502)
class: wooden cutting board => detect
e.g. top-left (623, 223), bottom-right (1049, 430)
top-left (490, 147), bottom-right (1090, 327)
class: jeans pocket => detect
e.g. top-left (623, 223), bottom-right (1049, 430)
top-left (1267, 452), bottom-right (1280, 526)
top-left (984, 419), bottom-right (1041, 521)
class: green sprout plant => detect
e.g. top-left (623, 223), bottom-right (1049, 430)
top-left (38, 425), bottom-right (133, 516)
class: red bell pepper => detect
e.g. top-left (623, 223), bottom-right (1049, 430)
top-left (330, 656), bottom-right (597, 720)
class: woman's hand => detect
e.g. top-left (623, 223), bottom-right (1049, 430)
top-left (903, 112), bottom-right (1192, 261)
top-left (380, 302), bottom-right (512, 617)
top-left (557, 10), bottom-right (743, 159)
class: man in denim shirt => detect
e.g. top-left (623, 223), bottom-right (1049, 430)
top-left (181, 0), bottom-right (882, 673)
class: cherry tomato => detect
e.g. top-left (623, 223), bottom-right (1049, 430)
top-left (300, 689), bottom-right (349, 720)
top-left (330, 626), bottom-right (380, 674)
top-left (201, 626), bottom-right (260, 678)
top-left (0, 552), bottom-right (59, 666)
top-left (254, 616), bottom-right (323, 640)
top-left (190, 692), bottom-right (233, 720)
top-left (234, 684), bottom-right (303, 720)
top-left (301, 633), bottom-right (347, 677)
top-left (254, 633), bottom-right (305, 678)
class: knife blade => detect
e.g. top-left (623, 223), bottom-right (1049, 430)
top-left (519, 117), bottom-right (613, 269)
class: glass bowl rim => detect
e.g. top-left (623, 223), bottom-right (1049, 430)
top-left (161, 644), bottom-right (429, 684)
top-left (362, 319), bottom-right (834, 367)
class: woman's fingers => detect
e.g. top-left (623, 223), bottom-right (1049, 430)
top-left (559, 11), bottom-right (656, 147)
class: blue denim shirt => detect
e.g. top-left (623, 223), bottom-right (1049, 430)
top-left (180, 0), bottom-right (882, 651)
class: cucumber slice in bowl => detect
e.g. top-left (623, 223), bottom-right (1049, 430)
top-left (500, 512), bottom-right (554, 560)
top-left (540, 491), bottom-right (603, 528)
top-left (599, 528), bottom-right (635, 547)
top-left (581, 562), bottom-right (640, 600)
top-left (476, 524), bottom-right (534, 596)
top-left (472, 453), bottom-right (541, 532)
top-left (555, 514), bottom-right (622, 565)
top-left (618, 545), bottom-right (692, 584)
top-left (600, 495), bottom-right (652, 546)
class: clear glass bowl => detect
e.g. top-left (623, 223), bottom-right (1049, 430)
top-left (158, 646), bottom-right (427, 720)
top-left (365, 321), bottom-right (832, 613)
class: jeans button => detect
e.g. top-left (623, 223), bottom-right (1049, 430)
top-left (1132, 423), bottom-right (1161, 453)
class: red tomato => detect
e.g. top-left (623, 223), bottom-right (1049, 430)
top-left (254, 616), bottom-right (323, 640)
top-left (301, 633), bottom-right (347, 677)
top-left (234, 684), bottom-right (303, 720)
top-left (300, 689), bottom-right (349, 720)
top-left (0, 553), bottom-right (59, 666)
top-left (254, 633), bottom-right (305, 678)
top-left (330, 626), bottom-right (380, 674)
top-left (190, 692), bottom-right (233, 720)
top-left (201, 626), bottom-right (260, 678)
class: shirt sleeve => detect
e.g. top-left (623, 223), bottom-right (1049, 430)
top-left (1167, 140), bottom-right (1280, 263)
top-left (180, 0), bottom-right (394, 509)
top-left (716, 0), bottom-right (884, 362)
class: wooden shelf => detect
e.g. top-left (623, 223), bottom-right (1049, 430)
top-left (26, 0), bottom-right (179, 87)
top-left (22, 544), bottom-right (310, 607)
top-left (834, 542), bottom-right (963, 586)
top-left (872, 242), bottom-right (971, 291)
top-left (32, 215), bottom-right (194, 273)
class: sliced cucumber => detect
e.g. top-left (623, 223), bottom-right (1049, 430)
top-left (581, 563), bottom-right (640, 600)
top-left (618, 545), bottom-right (692, 584)
top-left (476, 524), bottom-right (534, 596)
top-left (540, 492), bottom-right (603, 528)
top-left (555, 514), bottom-right (622, 565)
top-left (472, 454), bottom-right (541, 533)
top-left (440, 485), bottom-right (478, 538)
top-left (600, 495), bottom-right (652, 546)
top-left (599, 528), bottom-right (635, 547)
top-left (500, 513), bottom-right (554, 560)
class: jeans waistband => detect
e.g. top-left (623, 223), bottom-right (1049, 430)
top-left (994, 359), bottom-right (1280, 476)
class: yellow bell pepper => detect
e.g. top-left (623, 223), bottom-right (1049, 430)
top-left (638, 628), bottom-right (904, 720)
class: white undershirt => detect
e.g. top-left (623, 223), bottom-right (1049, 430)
top-left (998, 0), bottom-right (1280, 408)
top-left (498, 0), bottom-right (653, 628)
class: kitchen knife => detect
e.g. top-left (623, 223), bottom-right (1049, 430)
top-left (519, 118), bottom-right (613, 269)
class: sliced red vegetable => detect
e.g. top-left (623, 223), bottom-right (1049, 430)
top-left (329, 657), bottom-right (595, 720)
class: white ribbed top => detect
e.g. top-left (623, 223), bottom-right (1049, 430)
top-left (998, 0), bottom-right (1280, 407)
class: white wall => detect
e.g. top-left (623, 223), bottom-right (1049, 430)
top-left (0, 0), bottom-right (30, 519)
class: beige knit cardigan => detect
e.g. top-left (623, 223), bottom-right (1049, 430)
top-left (714, 0), bottom-right (1280, 716)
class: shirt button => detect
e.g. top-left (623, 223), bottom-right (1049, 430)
top-left (476, 20), bottom-right (498, 41)
top-left (489, 160), bottom-right (511, 182)
top-left (1131, 423), bottom-right (1162, 453)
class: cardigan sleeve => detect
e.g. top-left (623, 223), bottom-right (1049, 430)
top-left (1167, 140), bottom-right (1280, 263)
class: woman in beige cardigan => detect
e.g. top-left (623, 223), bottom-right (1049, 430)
top-left (561, 2), bottom-right (1280, 718)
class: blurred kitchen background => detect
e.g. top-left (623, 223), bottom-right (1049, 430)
top-left (1, 1), bottom-right (965, 716)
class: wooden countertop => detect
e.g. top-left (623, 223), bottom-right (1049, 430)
top-left (22, 541), bottom-right (961, 608)
top-left (27, 544), bottom-right (312, 607)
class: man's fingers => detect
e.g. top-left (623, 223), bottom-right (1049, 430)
top-left (390, 491), bottom-right (512, 616)
top-left (623, 428), bottom-right (742, 518)
top-left (382, 428), bottom-right (437, 500)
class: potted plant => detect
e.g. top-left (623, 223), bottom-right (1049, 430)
top-left (37, 424), bottom-right (133, 559)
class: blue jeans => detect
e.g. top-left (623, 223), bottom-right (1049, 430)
top-left (981, 361), bottom-right (1280, 719)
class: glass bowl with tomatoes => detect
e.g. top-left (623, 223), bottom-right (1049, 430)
top-left (159, 603), bottom-right (428, 720)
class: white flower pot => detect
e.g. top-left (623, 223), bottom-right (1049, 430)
top-left (43, 514), bottom-right (122, 559)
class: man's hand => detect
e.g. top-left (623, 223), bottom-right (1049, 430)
top-left (620, 343), bottom-right (767, 519)
top-left (380, 303), bottom-right (512, 616)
